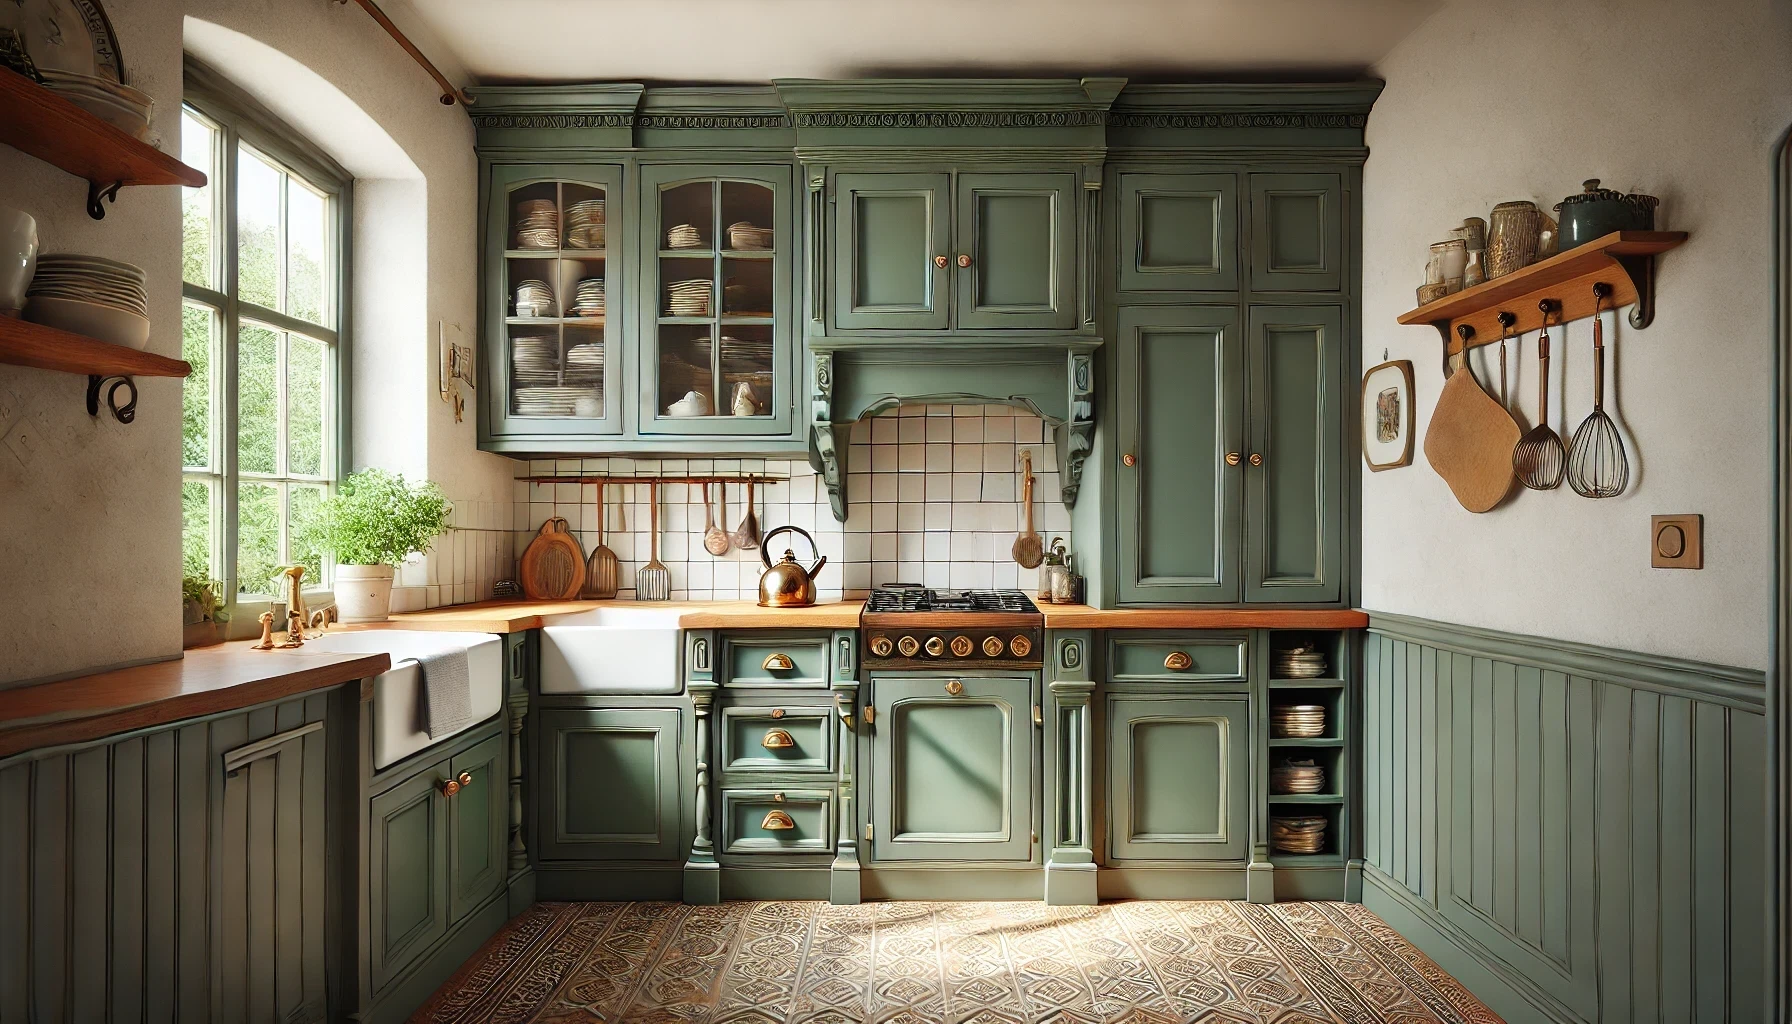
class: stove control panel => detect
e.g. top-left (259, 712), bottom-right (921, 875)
top-left (863, 628), bottom-right (1044, 668)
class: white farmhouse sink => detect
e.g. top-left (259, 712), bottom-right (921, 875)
top-left (305, 629), bottom-right (503, 769)
top-left (538, 606), bottom-right (683, 695)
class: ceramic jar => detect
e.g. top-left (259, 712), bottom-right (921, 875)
top-left (0, 206), bottom-right (37, 317)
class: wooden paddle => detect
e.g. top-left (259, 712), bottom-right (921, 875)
top-left (1424, 337), bottom-right (1520, 514)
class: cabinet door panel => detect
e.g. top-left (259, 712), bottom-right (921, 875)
top-left (1118, 172), bottom-right (1238, 292)
top-left (955, 173), bottom-right (1077, 330)
top-left (832, 173), bottom-right (950, 330)
top-left (1107, 696), bottom-right (1248, 862)
top-left (1250, 172), bottom-right (1343, 291)
top-left (369, 763), bottom-right (449, 990)
top-left (1115, 306), bottom-right (1244, 604)
top-left (449, 732), bottom-right (507, 922)
top-left (1246, 306), bottom-right (1344, 603)
top-left (536, 708), bottom-right (682, 861)
top-left (871, 675), bottom-right (1032, 862)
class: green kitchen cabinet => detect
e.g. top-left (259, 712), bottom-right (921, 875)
top-left (830, 172), bottom-right (952, 330)
top-left (1114, 305), bottom-right (1244, 604)
top-left (1106, 695), bottom-right (1250, 862)
top-left (368, 766), bottom-right (450, 991)
top-left (868, 675), bottom-right (1034, 863)
top-left (536, 708), bottom-right (683, 861)
top-left (1244, 305), bottom-right (1344, 603)
top-left (447, 733), bottom-right (508, 922)
top-left (639, 164), bottom-right (797, 435)
top-left (1117, 172), bottom-right (1239, 293)
top-left (1249, 172), bottom-right (1343, 292)
top-left (483, 163), bottom-right (625, 439)
top-left (954, 172), bottom-right (1079, 330)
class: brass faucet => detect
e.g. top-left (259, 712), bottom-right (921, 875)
top-left (280, 565), bottom-right (310, 643)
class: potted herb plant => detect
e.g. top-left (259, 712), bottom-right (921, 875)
top-left (302, 469), bottom-right (452, 622)
top-left (181, 575), bottom-right (231, 647)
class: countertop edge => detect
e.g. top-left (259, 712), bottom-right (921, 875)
top-left (1039, 607), bottom-right (1371, 628)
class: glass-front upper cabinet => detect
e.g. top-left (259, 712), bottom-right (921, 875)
top-left (485, 164), bottom-right (623, 436)
top-left (639, 165), bottom-right (794, 436)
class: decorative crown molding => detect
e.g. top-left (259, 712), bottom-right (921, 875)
top-left (1106, 112), bottom-right (1368, 129)
top-left (636, 114), bottom-right (790, 130)
top-left (470, 113), bottom-right (635, 130)
top-left (792, 110), bottom-right (1108, 129)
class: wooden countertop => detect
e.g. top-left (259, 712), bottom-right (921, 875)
top-left (360, 599), bottom-right (868, 634)
top-left (1039, 606), bottom-right (1370, 629)
top-left (0, 642), bottom-right (390, 759)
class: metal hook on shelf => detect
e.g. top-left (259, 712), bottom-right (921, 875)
top-left (86, 375), bottom-right (137, 423)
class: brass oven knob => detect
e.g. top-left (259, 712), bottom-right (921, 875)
top-left (897, 636), bottom-right (920, 657)
top-left (924, 636), bottom-right (945, 657)
top-left (950, 635), bottom-right (974, 658)
top-left (869, 635), bottom-right (893, 657)
top-left (1009, 635), bottom-right (1033, 658)
top-left (982, 636), bottom-right (1005, 658)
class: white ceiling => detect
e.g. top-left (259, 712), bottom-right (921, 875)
top-left (406, 0), bottom-right (1442, 85)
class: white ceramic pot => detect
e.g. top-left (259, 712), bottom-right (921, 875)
top-left (0, 206), bottom-right (37, 317)
top-left (334, 563), bottom-right (395, 622)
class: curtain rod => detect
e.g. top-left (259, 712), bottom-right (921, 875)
top-left (333, 0), bottom-right (473, 107)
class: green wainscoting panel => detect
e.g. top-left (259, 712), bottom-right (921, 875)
top-left (1244, 305), bottom-right (1343, 604)
top-left (536, 707), bottom-right (683, 861)
top-left (1249, 172), bottom-right (1342, 291)
top-left (955, 172), bottom-right (1077, 330)
top-left (1114, 305), bottom-right (1244, 604)
top-left (449, 733), bottom-right (508, 922)
top-left (1106, 696), bottom-right (1249, 862)
top-left (870, 675), bottom-right (1033, 863)
top-left (831, 172), bottom-right (950, 330)
top-left (1361, 612), bottom-right (1767, 1024)
top-left (1117, 172), bottom-right (1238, 293)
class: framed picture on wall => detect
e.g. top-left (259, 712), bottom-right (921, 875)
top-left (1362, 358), bottom-right (1414, 471)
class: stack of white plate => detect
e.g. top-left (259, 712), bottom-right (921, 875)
top-left (666, 223), bottom-right (704, 249)
top-left (24, 254), bottom-right (149, 349)
top-left (726, 221), bottom-right (774, 250)
top-left (564, 342), bottom-right (604, 385)
top-left (666, 279), bottom-right (712, 316)
top-left (40, 70), bottom-right (154, 141)
top-left (1272, 645), bottom-right (1329, 679)
top-left (510, 334), bottom-right (559, 386)
top-left (513, 279), bottom-right (554, 317)
top-left (513, 386), bottom-right (600, 417)
top-left (569, 277), bottom-right (605, 317)
top-left (718, 334), bottom-right (774, 371)
top-left (566, 199), bottom-right (605, 249)
top-left (513, 199), bottom-right (558, 249)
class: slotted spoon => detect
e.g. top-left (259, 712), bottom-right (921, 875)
top-left (1566, 283), bottom-right (1629, 498)
top-left (1513, 301), bottom-right (1566, 490)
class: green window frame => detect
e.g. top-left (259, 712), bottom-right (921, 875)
top-left (180, 58), bottom-right (352, 607)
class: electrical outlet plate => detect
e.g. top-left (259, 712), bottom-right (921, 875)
top-left (1651, 514), bottom-right (1703, 569)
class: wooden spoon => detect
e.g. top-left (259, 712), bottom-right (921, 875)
top-left (1012, 448), bottom-right (1043, 568)
top-left (703, 482), bottom-right (730, 556)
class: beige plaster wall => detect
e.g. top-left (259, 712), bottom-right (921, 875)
top-left (1362, 0), bottom-right (1792, 669)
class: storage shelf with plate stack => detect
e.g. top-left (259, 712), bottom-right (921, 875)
top-left (652, 178), bottom-right (779, 423)
top-left (501, 181), bottom-right (610, 422)
top-left (1266, 630), bottom-right (1352, 864)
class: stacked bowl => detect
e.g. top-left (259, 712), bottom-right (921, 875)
top-left (40, 70), bottom-right (154, 141)
top-left (24, 254), bottom-right (150, 349)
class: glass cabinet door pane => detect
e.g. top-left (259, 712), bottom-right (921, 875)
top-left (720, 181), bottom-right (774, 252)
top-left (661, 182), bottom-right (713, 252)
top-left (719, 326), bottom-right (774, 417)
top-left (657, 324), bottom-right (714, 418)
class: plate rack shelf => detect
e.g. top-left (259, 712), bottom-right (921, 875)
top-left (0, 317), bottom-right (191, 423)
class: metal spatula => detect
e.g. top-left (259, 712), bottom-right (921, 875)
top-left (636, 484), bottom-right (670, 600)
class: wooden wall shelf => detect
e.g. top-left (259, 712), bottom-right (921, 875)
top-left (0, 316), bottom-right (191, 423)
top-left (1397, 230), bottom-right (1687, 369)
top-left (0, 66), bottom-right (207, 219)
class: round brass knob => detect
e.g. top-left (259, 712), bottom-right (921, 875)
top-left (1122, 453), bottom-right (1137, 467)
top-left (950, 635), bottom-right (974, 658)
top-left (1225, 452), bottom-right (1242, 466)
top-left (869, 635), bottom-right (893, 657)
top-left (1164, 651), bottom-right (1193, 671)
top-left (983, 636), bottom-right (1005, 658)
top-left (956, 254), bottom-right (972, 268)
top-left (769, 707), bottom-right (786, 719)
top-left (1009, 635), bottom-right (1033, 658)
top-left (934, 255), bottom-right (949, 268)
top-left (438, 777), bottom-right (461, 797)
top-left (945, 679), bottom-right (965, 696)
top-left (1249, 453), bottom-right (1264, 467)
top-left (897, 635), bottom-right (920, 657)
top-left (924, 636), bottom-right (945, 657)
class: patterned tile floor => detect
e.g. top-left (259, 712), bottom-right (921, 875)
top-left (412, 901), bottom-right (1503, 1024)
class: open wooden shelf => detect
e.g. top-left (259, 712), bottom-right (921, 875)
top-left (1397, 230), bottom-right (1687, 365)
top-left (0, 316), bottom-right (190, 378)
top-left (0, 66), bottom-right (206, 218)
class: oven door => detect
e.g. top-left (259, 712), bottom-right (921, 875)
top-left (868, 674), bottom-right (1034, 863)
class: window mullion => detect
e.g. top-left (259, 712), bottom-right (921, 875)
top-left (220, 126), bottom-right (242, 601)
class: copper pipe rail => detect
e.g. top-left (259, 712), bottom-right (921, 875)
top-left (516, 475), bottom-right (789, 486)
top-left (333, 0), bottom-right (472, 107)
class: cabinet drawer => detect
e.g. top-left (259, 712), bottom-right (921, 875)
top-left (720, 788), bottom-right (835, 855)
top-left (1108, 633), bottom-right (1248, 682)
top-left (723, 634), bottom-right (830, 688)
top-left (721, 704), bottom-right (835, 775)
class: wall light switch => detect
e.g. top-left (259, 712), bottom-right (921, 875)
top-left (1651, 514), bottom-right (1703, 569)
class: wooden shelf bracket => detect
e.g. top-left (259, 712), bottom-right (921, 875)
top-left (86, 180), bottom-right (123, 221)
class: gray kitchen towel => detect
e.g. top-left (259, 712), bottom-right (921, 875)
top-left (417, 646), bottom-right (473, 739)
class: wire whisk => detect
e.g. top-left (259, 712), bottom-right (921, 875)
top-left (1566, 283), bottom-right (1629, 498)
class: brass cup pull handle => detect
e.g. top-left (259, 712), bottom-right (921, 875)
top-left (1164, 651), bottom-right (1193, 671)
top-left (761, 728), bottom-right (797, 750)
top-left (1249, 453), bottom-right (1264, 467)
top-left (933, 255), bottom-right (949, 268)
top-left (761, 809), bottom-right (796, 831)
top-left (438, 777), bottom-right (462, 797)
top-left (762, 652), bottom-right (796, 671)
top-left (1122, 453), bottom-right (1137, 467)
top-left (956, 254), bottom-right (972, 268)
top-left (945, 679), bottom-right (965, 696)
top-left (1225, 452), bottom-right (1242, 466)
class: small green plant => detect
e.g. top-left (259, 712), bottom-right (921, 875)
top-left (181, 576), bottom-right (231, 624)
top-left (300, 469), bottom-right (453, 567)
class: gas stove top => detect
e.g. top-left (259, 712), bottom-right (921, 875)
top-left (860, 587), bottom-right (1044, 668)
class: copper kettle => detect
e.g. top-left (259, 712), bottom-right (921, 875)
top-left (758, 526), bottom-right (826, 608)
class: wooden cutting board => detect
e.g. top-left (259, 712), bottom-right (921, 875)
top-left (520, 518), bottom-right (587, 600)
top-left (1424, 352), bottom-right (1520, 513)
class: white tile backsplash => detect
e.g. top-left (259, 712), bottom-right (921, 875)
top-left (511, 405), bottom-right (1075, 601)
